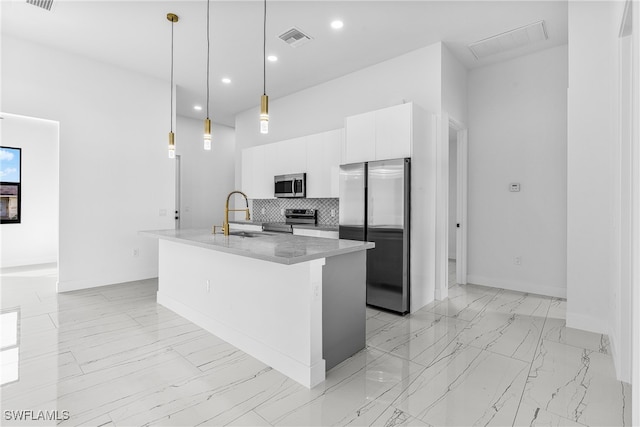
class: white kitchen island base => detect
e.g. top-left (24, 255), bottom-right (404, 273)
top-left (155, 238), bottom-right (368, 388)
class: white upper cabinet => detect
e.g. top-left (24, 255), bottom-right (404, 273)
top-left (241, 129), bottom-right (343, 200)
top-left (306, 129), bottom-right (342, 198)
top-left (344, 112), bottom-right (375, 164)
top-left (241, 148), bottom-right (254, 196)
top-left (275, 136), bottom-right (307, 175)
top-left (344, 103), bottom-right (414, 163)
top-left (375, 103), bottom-right (412, 160)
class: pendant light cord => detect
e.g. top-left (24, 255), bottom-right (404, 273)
top-left (263, 0), bottom-right (266, 95)
top-left (170, 19), bottom-right (174, 133)
top-left (206, 0), bottom-right (210, 119)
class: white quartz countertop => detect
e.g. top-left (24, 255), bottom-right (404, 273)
top-left (140, 228), bottom-right (374, 265)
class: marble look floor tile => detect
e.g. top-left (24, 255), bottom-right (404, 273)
top-left (19, 313), bottom-right (57, 334)
top-left (513, 401), bottom-right (584, 427)
top-left (338, 401), bottom-right (433, 427)
top-left (253, 348), bottom-right (424, 426)
top-left (112, 354), bottom-right (293, 427)
top-left (367, 310), bottom-right (467, 367)
top-left (3, 267), bottom-right (630, 427)
top-left (67, 320), bottom-right (207, 373)
top-left (542, 318), bottom-right (609, 354)
top-left (546, 298), bottom-right (567, 320)
top-left (522, 339), bottom-right (631, 426)
top-left (56, 350), bottom-right (202, 426)
top-left (427, 285), bottom-right (496, 322)
top-left (366, 308), bottom-right (403, 340)
top-left (455, 310), bottom-right (545, 362)
top-left (2, 351), bottom-right (83, 403)
top-left (172, 333), bottom-right (243, 371)
top-left (393, 341), bottom-right (529, 426)
top-left (226, 410), bottom-right (272, 426)
top-left (484, 289), bottom-right (551, 318)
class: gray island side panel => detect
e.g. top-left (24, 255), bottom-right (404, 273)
top-left (322, 250), bottom-right (367, 371)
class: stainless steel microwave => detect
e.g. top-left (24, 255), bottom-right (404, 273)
top-left (274, 173), bottom-right (306, 198)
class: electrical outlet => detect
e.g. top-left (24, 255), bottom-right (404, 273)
top-left (261, 208), bottom-right (266, 215)
top-left (206, 279), bottom-right (211, 293)
top-left (281, 208), bottom-right (285, 215)
top-left (514, 256), bottom-right (522, 265)
top-left (330, 209), bottom-right (336, 218)
top-left (133, 248), bottom-right (139, 257)
top-left (313, 284), bottom-right (320, 300)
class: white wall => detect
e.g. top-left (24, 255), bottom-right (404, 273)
top-left (448, 132), bottom-right (457, 260)
top-left (0, 114), bottom-right (59, 267)
top-left (234, 42), bottom-right (443, 188)
top-left (442, 44), bottom-right (468, 125)
top-left (2, 36), bottom-right (175, 291)
top-left (566, 2), bottom-right (620, 335)
top-left (176, 116), bottom-right (235, 229)
top-left (467, 45), bottom-right (568, 298)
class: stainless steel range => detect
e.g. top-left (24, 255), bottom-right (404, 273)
top-left (262, 209), bottom-right (317, 233)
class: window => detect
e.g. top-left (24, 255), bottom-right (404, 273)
top-left (0, 146), bottom-right (21, 224)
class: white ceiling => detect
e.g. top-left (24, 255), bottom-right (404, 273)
top-left (2, 0), bottom-right (568, 126)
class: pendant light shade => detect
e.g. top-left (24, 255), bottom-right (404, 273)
top-left (260, 0), bottom-right (269, 134)
top-left (203, 0), bottom-right (212, 150)
top-left (260, 94), bottom-right (269, 134)
top-left (167, 12), bottom-right (178, 159)
top-left (204, 118), bottom-right (212, 150)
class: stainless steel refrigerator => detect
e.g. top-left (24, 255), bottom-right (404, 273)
top-left (339, 158), bottom-right (410, 314)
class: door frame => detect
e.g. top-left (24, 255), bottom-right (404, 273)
top-left (435, 113), bottom-right (468, 301)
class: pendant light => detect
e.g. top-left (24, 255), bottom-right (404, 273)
top-left (259, 0), bottom-right (269, 134)
top-left (167, 12), bottom-right (179, 159)
top-left (203, 0), bottom-right (212, 150)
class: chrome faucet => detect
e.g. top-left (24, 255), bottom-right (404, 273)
top-left (213, 190), bottom-right (250, 236)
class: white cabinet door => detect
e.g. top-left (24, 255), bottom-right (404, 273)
top-left (241, 148), bottom-right (253, 196)
top-left (324, 129), bottom-right (343, 198)
top-left (250, 145), bottom-right (268, 199)
top-left (375, 103), bottom-right (412, 160)
top-left (260, 143), bottom-right (277, 198)
top-left (344, 112), bottom-right (375, 164)
top-left (305, 133), bottom-right (324, 198)
top-left (306, 129), bottom-right (342, 198)
top-left (276, 136), bottom-right (307, 175)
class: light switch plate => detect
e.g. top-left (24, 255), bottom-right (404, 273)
top-left (509, 183), bottom-right (521, 192)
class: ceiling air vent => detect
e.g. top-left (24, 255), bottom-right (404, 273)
top-left (468, 20), bottom-right (548, 60)
top-left (26, 0), bottom-right (54, 11)
top-left (278, 27), bottom-right (313, 48)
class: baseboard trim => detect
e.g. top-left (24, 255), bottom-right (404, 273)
top-left (1, 257), bottom-right (57, 269)
top-left (566, 311), bottom-right (609, 335)
top-left (57, 272), bottom-right (158, 292)
top-left (466, 275), bottom-right (566, 299)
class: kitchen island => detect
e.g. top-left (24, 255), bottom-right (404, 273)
top-left (140, 228), bottom-right (374, 388)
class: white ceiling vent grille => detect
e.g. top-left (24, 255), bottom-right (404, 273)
top-left (26, 0), bottom-right (54, 11)
top-left (468, 20), bottom-right (548, 60)
top-left (278, 27), bottom-right (313, 48)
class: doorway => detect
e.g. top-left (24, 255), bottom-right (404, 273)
top-left (448, 118), bottom-right (468, 289)
top-left (435, 114), bottom-right (468, 301)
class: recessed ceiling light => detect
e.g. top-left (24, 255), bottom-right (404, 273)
top-left (331, 20), bottom-right (344, 30)
top-left (193, 105), bottom-right (202, 111)
top-left (267, 55), bottom-right (278, 62)
top-left (221, 77), bottom-right (231, 84)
